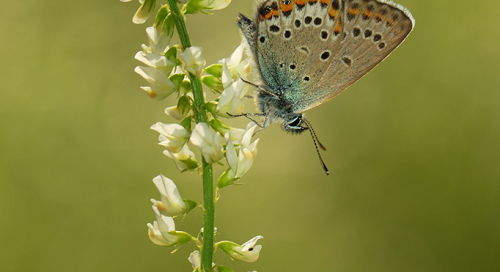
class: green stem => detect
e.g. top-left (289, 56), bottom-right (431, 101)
top-left (168, 1), bottom-right (214, 271)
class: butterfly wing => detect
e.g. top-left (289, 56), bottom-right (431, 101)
top-left (293, 0), bottom-right (414, 113)
top-left (239, 0), bottom-right (346, 100)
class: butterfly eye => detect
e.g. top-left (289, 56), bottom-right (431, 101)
top-left (287, 116), bottom-right (301, 127)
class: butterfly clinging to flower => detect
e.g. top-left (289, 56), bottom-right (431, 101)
top-left (234, 0), bottom-right (414, 174)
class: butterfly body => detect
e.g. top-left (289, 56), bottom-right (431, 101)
top-left (237, 0), bottom-right (414, 133)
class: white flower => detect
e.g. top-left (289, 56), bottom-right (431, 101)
top-left (135, 66), bottom-right (176, 100)
top-left (179, 46), bottom-right (206, 78)
top-left (151, 122), bottom-right (190, 153)
top-left (141, 26), bottom-right (170, 54)
top-left (163, 144), bottom-right (198, 172)
top-left (190, 123), bottom-right (224, 164)
top-left (147, 206), bottom-right (178, 246)
top-left (217, 77), bottom-right (249, 117)
top-left (217, 236), bottom-right (264, 263)
top-left (132, 0), bottom-right (156, 24)
top-left (150, 174), bottom-right (188, 217)
top-left (209, 119), bottom-right (245, 145)
top-left (241, 122), bottom-right (259, 155)
top-left (147, 206), bottom-right (193, 247)
top-left (165, 106), bottom-right (189, 120)
top-left (188, 250), bottom-right (201, 270)
top-left (135, 51), bottom-right (174, 72)
top-left (165, 94), bottom-right (192, 120)
top-left (223, 44), bottom-right (252, 79)
top-left (225, 123), bottom-right (259, 179)
top-left (203, 0), bottom-right (231, 10)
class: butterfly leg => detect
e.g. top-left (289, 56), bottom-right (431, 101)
top-left (226, 112), bottom-right (266, 128)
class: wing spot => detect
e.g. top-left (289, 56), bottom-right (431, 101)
top-left (284, 30), bottom-right (292, 39)
top-left (303, 76), bottom-right (310, 82)
top-left (320, 51), bottom-right (331, 60)
top-left (258, 5), bottom-right (273, 20)
top-left (299, 46), bottom-right (310, 55)
top-left (296, 0), bottom-right (306, 10)
top-left (364, 29), bottom-right (373, 38)
top-left (373, 34), bottom-right (382, 42)
top-left (259, 36), bottom-right (266, 43)
top-left (290, 63), bottom-right (297, 70)
top-left (353, 27), bottom-right (361, 37)
top-left (314, 17), bottom-right (322, 26)
top-left (342, 56), bottom-right (352, 67)
top-left (378, 42), bottom-right (386, 49)
top-left (332, 0), bottom-right (340, 10)
top-left (305, 16), bottom-right (313, 24)
top-left (321, 30), bottom-right (329, 40)
top-left (269, 25), bottom-right (280, 32)
top-left (295, 19), bottom-right (301, 28)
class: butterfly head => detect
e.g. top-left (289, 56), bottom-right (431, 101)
top-left (283, 114), bottom-right (307, 134)
top-left (255, 88), bottom-right (308, 134)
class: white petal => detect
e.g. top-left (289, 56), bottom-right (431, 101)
top-left (225, 134), bottom-right (238, 171)
top-left (152, 175), bottom-right (187, 216)
top-left (241, 123), bottom-right (258, 147)
top-left (188, 250), bottom-right (201, 269)
top-left (221, 60), bottom-right (233, 89)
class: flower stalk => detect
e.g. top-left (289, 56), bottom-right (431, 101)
top-left (167, 0), bottom-right (215, 270)
top-left (128, 0), bottom-right (263, 270)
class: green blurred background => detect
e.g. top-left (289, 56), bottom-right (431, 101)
top-left (1, 0), bottom-right (499, 271)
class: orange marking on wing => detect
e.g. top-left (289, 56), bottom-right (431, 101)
top-left (265, 11), bottom-right (272, 20)
top-left (272, 9), bottom-right (280, 17)
top-left (296, 0), bottom-right (307, 6)
top-left (347, 8), bottom-right (359, 15)
top-left (334, 20), bottom-right (342, 33)
top-left (329, 6), bottom-right (339, 18)
top-left (387, 18), bottom-right (395, 26)
top-left (309, 0), bottom-right (318, 3)
top-left (320, 0), bottom-right (329, 4)
top-left (375, 13), bottom-right (384, 21)
top-left (280, 0), bottom-right (294, 12)
top-left (363, 10), bottom-right (373, 19)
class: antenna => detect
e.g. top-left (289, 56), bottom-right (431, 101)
top-left (302, 118), bottom-right (329, 175)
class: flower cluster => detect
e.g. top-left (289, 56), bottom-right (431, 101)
top-left (124, 0), bottom-right (264, 270)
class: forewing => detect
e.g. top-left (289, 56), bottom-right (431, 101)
top-left (248, 0), bottom-right (346, 99)
top-left (294, 0), bottom-right (414, 113)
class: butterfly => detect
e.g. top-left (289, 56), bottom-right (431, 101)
top-left (235, 0), bottom-right (415, 174)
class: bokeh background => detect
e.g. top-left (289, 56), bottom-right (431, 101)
top-left (1, 0), bottom-right (499, 271)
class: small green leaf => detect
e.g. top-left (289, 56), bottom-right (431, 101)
top-left (203, 101), bottom-right (219, 118)
top-left (205, 64), bottom-right (223, 78)
top-left (166, 46), bottom-right (178, 65)
top-left (161, 13), bottom-right (176, 41)
top-left (154, 5), bottom-right (170, 28)
top-left (183, 199), bottom-right (198, 215)
top-left (202, 75), bottom-right (223, 93)
top-left (217, 168), bottom-right (239, 189)
top-left (180, 157), bottom-right (199, 171)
